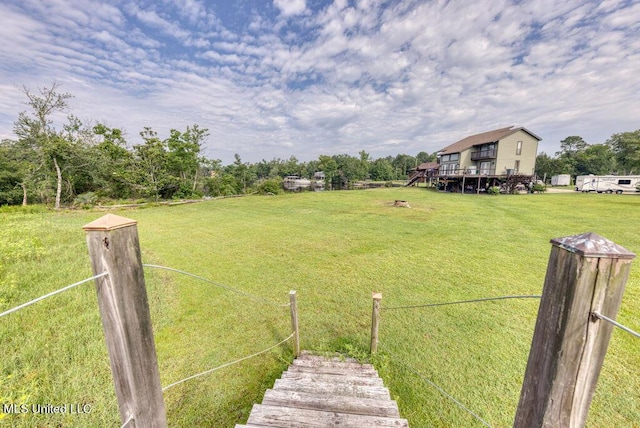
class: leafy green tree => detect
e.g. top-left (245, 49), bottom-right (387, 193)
top-left (93, 124), bottom-right (133, 199)
top-left (535, 152), bottom-right (564, 180)
top-left (554, 136), bottom-right (588, 177)
top-left (0, 139), bottom-right (40, 205)
top-left (574, 144), bottom-right (615, 176)
top-left (369, 158), bottom-right (395, 181)
top-left (318, 155), bottom-right (337, 190)
top-left (132, 127), bottom-right (171, 201)
top-left (607, 130), bottom-right (640, 174)
top-left (415, 151), bottom-right (436, 164)
top-left (165, 125), bottom-right (209, 197)
top-left (13, 83), bottom-right (73, 209)
top-left (392, 154), bottom-right (416, 179)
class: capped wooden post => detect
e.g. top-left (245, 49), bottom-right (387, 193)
top-left (290, 290), bottom-right (300, 358)
top-left (83, 214), bottom-right (167, 427)
top-left (370, 292), bottom-right (382, 354)
top-left (514, 232), bottom-right (635, 427)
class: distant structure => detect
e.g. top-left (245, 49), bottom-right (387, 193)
top-left (409, 126), bottom-right (541, 193)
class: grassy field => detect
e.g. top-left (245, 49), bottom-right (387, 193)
top-left (0, 189), bottom-right (638, 427)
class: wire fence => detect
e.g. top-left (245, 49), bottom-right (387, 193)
top-left (142, 264), bottom-right (290, 307)
top-left (1, 265), bottom-right (295, 425)
top-left (162, 332), bottom-right (295, 392)
top-left (379, 344), bottom-right (492, 427)
top-left (379, 294), bottom-right (543, 427)
top-left (0, 272), bottom-right (108, 318)
top-left (592, 311), bottom-right (640, 339)
top-left (376, 293), bottom-right (640, 426)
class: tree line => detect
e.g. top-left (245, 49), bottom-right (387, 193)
top-left (535, 133), bottom-right (640, 180)
top-left (0, 84), bottom-right (436, 208)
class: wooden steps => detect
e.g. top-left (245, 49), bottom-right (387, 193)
top-left (236, 351), bottom-right (408, 427)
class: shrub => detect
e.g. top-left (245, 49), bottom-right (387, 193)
top-left (73, 192), bottom-right (98, 208)
top-left (487, 186), bottom-right (500, 195)
top-left (258, 177), bottom-right (283, 195)
top-left (532, 183), bottom-right (546, 193)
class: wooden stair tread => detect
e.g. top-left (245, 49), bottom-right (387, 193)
top-left (285, 363), bottom-right (378, 377)
top-left (262, 388), bottom-right (400, 418)
top-left (280, 370), bottom-right (385, 387)
top-left (274, 378), bottom-right (391, 400)
top-left (246, 404), bottom-right (409, 427)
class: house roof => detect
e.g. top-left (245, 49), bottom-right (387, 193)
top-left (439, 126), bottom-right (541, 155)
top-left (416, 162), bottom-right (439, 171)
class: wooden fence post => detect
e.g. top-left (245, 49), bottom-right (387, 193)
top-left (370, 292), bottom-right (382, 354)
top-left (514, 232), bottom-right (635, 427)
top-left (83, 214), bottom-right (167, 427)
top-left (290, 290), bottom-right (300, 358)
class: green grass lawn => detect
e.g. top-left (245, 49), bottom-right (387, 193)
top-left (1, 189), bottom-right (638, 427)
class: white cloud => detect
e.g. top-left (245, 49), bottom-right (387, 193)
top-left (273, 0), bottom-right (306, 17)
top-left (0, 0), bottom-right (639, 162)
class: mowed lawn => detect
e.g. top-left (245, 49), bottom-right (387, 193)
top-left (1, 189), bottom-right (638, 427)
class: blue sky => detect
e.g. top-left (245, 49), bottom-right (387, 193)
top-left (1, 0), bottom-right (638, 164)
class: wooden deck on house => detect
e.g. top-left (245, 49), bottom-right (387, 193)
top-left (236, 351), bottom-right (409, 427)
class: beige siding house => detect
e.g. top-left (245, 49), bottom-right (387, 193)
top-left (436, 126), bottom-right (541, 191)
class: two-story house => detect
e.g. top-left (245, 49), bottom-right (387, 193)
top-left (436, 126), bottom-right (541, 191)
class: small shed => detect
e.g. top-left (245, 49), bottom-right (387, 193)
top-left (551, 174), bottom-right (571, 186)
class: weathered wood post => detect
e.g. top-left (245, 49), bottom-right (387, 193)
top-left (83, 214), bottom-right (167, 427)
top-left (514, 232), bottom-right (635, 427)
top-left (370, 292), bottom-right (382, 354)
top-left (290, 290), bottom-right (300, 358)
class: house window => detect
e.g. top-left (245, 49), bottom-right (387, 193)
top-left (480, 162), bottom-right (491, 175)
top-left (450, 153), bottom-right (459, 161)
top-left (441, 154), bottom-right (450, 162)
top-left (516, 141), bottom-right (522, 155)
top-left (514, 160), bottom-right (520, 173)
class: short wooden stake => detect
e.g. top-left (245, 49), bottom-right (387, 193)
top-left (514, 232), bottom-right (635, 428)
top-left (83, 214), bottom-right (167, 427)
top-left (370, 292), bottom-right (382, 354)
top-left (290, 290), bottom-right (300, 358)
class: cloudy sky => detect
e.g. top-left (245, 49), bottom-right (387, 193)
top-left (1, 0), bottom-right (638, 164)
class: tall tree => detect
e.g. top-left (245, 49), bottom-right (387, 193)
top-left (13, 83), bottom-right (73, 209)
top-left (133, 127), bottom-right (170, 201)
top-left (574, 144), bottom-right (615, 176)
top-left (607, 130), bottom-right (640, 174)
top-left (93, 124), bottom-right (133, 198)
top-left (165, 124), bottom-right (209, 197)
top-left (535, 152), bottom-right (564, 180)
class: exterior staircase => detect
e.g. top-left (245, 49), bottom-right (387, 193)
top-left (236, 351), bottom-right (408, 427)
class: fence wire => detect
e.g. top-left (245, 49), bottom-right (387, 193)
top-left (143, 264), bottom-right (289, 307)
top-left (120, 414), bottom-right (134, 428)
top-left (162, 332), bottom-right (295, 392)
top-left (379, 344), bottom-right (492, 427)
top-left (592, 311), bottom-right (640, 339)
top-left (382, 295), bottom-right (541, 310)
top-left (0, 272), bottom-right (108, 318)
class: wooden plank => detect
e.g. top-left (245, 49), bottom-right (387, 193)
top-left (297, 351), bottom-right (360, 364)
top-left (371, 292), bottom-right (382, 353)
top-left (514, 233), bottom-right (635, 427)
top-left (286, 363), bottom-right (378, 377)
top-left (83, 215), bottom-right (167, 427)
top-left (273, 378), bottom-right (391, 400)
top-left (262, 389), bottom-right (400, 418)
top-left (290, 291), bottom-right (300, 357)
top-left (280, 370), bottom-right (385, 387)
top-left (291, 357), bottom-right (376, 371)
top-left (247, 404), bottom-right (409, 427)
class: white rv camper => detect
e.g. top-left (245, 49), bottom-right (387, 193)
top-left (577, 175), bottom-right (640, 194)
